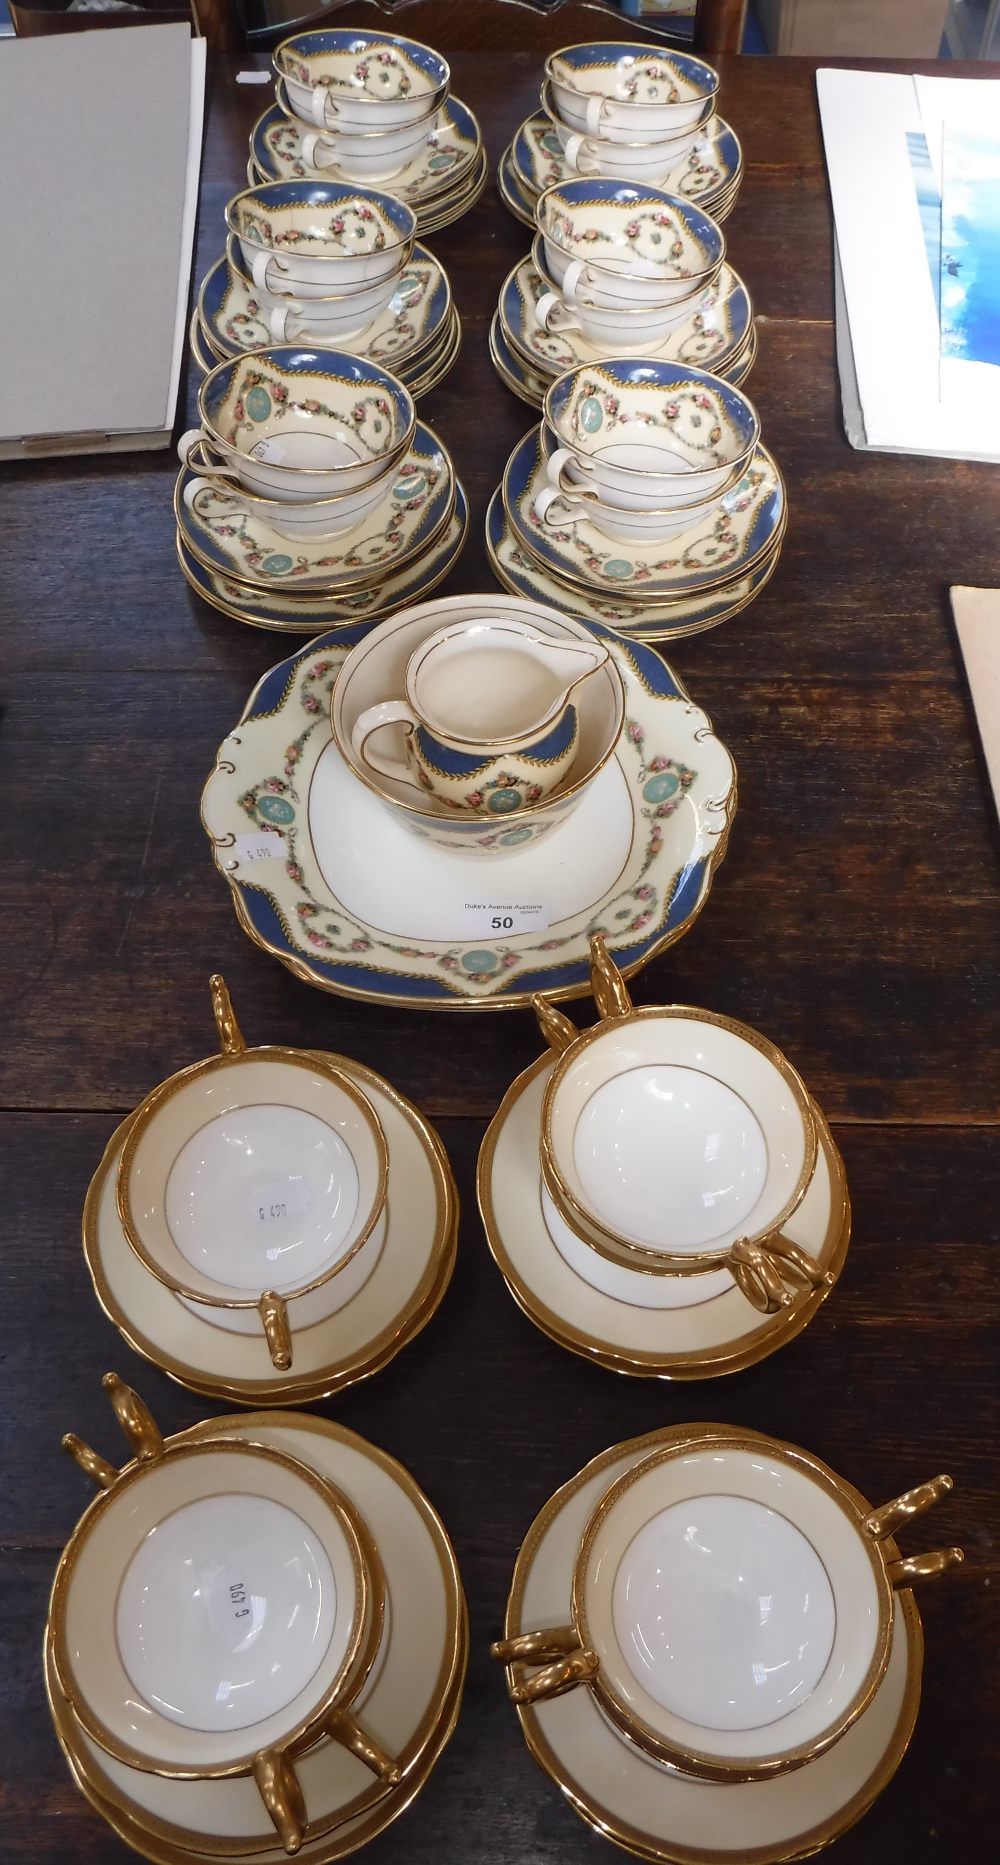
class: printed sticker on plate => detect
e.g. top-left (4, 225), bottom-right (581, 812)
top-left (461, 900), bottom-right (549, 936)
top-left (232, 831), bottom-right (285, 864)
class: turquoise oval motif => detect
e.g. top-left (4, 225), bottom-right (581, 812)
top-left (541, 131), bottom-right (562, 156)
top-left (245, 386), bottom-right (272, 422)
top-left (257, 795), bottom-right (294, 825)
top-left (643, 771), bottom-right (680, 804)
top-left (263, 552), bottom-right (294, 576)
top-left (604, 559), bottom-right (634, 581)
top-left (461, 949), bottom-right (497, 974)
top-left (498, 825), bottom-right (534, 847)
top-left (428, 152), bottom-right (456, 172)
top-left (487, 788), bottom-right (523, 814)
top-left (579, 395), bottom-right (604, 434)
top-left (393, 471), bottom-right (427, 502)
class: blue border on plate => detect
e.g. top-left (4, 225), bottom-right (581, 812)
top-left (250, 96), bottom-right (476, 185)
top-left (203, 246), bottom-right (448, 364)
top-left (511, 112), bottom-right (740, 204)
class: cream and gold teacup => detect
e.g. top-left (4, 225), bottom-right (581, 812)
top-left (534, 936), bottom-right (830, 1315)
top-left (350, 618), bottom-right (609, 815)
top-left (55, 1376), bottom-right (400, 1856)
top-left (115, 978), bottom-right (388, 1368)
top-left (493, 1428), bottom-right (962, 1780)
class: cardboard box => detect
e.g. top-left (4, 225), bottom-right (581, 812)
top-left (757, 0), bottom-right (948, 57)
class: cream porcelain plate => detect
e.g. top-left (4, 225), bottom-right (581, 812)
top-left (47, 1411), bottom-right (467, 1858)
top-left (503, 1425), bottom-right (923, 1865)
top-left (486, 486), bottom-right (782, 643)
top-left (176, 491), bottom-right (467, 634)
top-left (478, 1054), bottom-right (849, 1377)
top-left (82, 1054), bottom-right (457, 1404)
top-left (200, 604), bottom-right (735, 1009)
top-left (501, 254), bottom-right (753, 381)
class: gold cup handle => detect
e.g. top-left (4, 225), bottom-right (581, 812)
top-left (885, 1548), bottom-right (965, 1589)
top-left (253, 1748), bottom-right (307, 1856)
top-left (102, 1372), bottom-right (164, 1462)
top-left (61, 1433), bottom-right (120, 1490)
top-left (589, 932), bottom-right (633, 1021)
top-left (490, 1625), bottom-right (599, 1705)
top-left (728, 1231), bottom-right (833, 1315)
top-left (322, 1708), bottom-right (402, 1784)
top-left (864, 1474), bottom-right (954, 1541)
top-left (211, 973), bottom-right (246, 1057)
top-left (533, 995), bottom-right (580, 1056)
top-left (258, 1291), bottom-right (293, 1371)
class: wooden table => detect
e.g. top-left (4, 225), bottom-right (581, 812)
top-left (2, 40), bottom-right (998, 1865)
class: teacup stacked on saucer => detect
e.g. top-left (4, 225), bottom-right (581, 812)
top-left (330, 598), bottom-right (626, 857)
top-left (190, 180), bottom-right (460, 396)
top-left (479, 933), bottom-right (848, 1377)
top-left (493, 1418), bottom-right (963, 1863)
top-left (174, 347), bottom-right (468, 633)
top-left (48, 1374), bottom-right (467, 1861)
top-left (490, 175), bottom-right (756, 409)
top-left (82, 976), bottom-right (457, 1403)
top-left (247, 27), bottom-right (488, 236)
top-left (486, 358), bottom-right (785, 643)
top-left (499, 41), bottom-right (743, 231)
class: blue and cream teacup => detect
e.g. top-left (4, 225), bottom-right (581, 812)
top-left (536, 179), bottom-right (724, 309)
top-left (350, 617), bottom-right (610, 815)
top-left (225, 181), bottom-right (415, 299)
top-left (544, 42), bottom-right (718, 141)
top-left (274, 27), bottom-right (450, 133)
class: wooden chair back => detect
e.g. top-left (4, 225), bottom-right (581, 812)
top-left (249, 1), bottom-right (749, 58)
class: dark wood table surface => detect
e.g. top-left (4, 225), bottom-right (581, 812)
top-left (2, 36), bottom-right (998, 1865)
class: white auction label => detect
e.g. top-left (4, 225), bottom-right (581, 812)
top-left (233, 831), bottom-right (284, 864)
top-left (461, 900), bottom-right (549, 936)
top-left (248, 1176), bottom-right (312, 1226)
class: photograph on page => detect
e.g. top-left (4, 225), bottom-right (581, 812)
top-left (939, 126), bottom-right (1000, 416)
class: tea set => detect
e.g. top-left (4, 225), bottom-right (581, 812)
top-left (49, 31), bottom-right (965, 1865)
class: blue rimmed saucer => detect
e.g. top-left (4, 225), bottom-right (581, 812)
top-left (251, 95), bottom-right (481, 204)
top-left (502, 427), bottom-right (784, 602)
top-left (485, 488), bottom-right (784, 643)
top-left (508, 110), bottom-right (742, 222)
top-left (176, 481), bottom-right (468, 633)
top-left (200, 600), bottom-right (736, 1009)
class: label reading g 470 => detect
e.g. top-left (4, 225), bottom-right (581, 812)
top-left (461, 901), bottom-right (549, 937)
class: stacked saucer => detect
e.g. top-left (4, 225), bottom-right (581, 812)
top-left (493, 1420), bottom-right (962, 1864)
top-left (479, 932), bottom-right (848, 1377)
top-left (190, 180), bottom-right (460, 397)
top-left (175, 348), bottom-right (468, 633)
top-left (490, 176), bottom-right (756, 410)
top-left (247, 26), bottom-right (488, 236)
top-left (83, 977), bottom-right (457, 1404)
top-left (499, 40), bottom-right (742, 230)
top-left (487, 360), bottom-right (785, 643)
top-left (49, 1375), bottom-right (467, 1864)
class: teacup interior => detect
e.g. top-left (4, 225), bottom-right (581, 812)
top-left (116, 1493), bottom-right (337, 1732)
top-left (613, 1494), bottom-right (835, 1730)
top-left (211, 362), bottom-right (407, 470)
top-left (572, 1064), bottom-right (768, 1251)
top-left (551, 48), bottom-right (710, 106)
top-left (164, 1102), bottom-right (361, 1292)
top-left (234, 196), bottom-right (398, 255)
top-left (280, 40), bottom-right (443, 103)
top-left (415, 635), bottom-right (577, 741)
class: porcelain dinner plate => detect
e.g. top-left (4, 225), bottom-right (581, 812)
top-left (176, 490), bottom-right (467, 633)
top-left (251, 95), bottom-right (481, 204)
top-left (200, 242), bottom-right (451, 370)
top-left (489, 307), bottom-right (756, 414)
top-left (48, 1410), bottom-right (467, 1860)
top-left (486, 488), bottom-right (782, 641)
top-left (501, 254), bottom-right (753, 381)
top-left (501, 1425), bottom-right (923, 1865)
top-left (83, 1054), bottom-right (457, 1404)
top-left (510, 110), bottom-right (742, 218)
top-left (478, 1055), bottom-right (849, 1378)
top-left (200, 608), bottom-right (735, 1008)
top-left (503, 428), bottom-right (785, 599)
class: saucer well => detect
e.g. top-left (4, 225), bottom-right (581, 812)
top-left (509, 110), bottom-right (743, 222)
top-left (176, 487), bottom-right (467, 634)
top-left (82, 1053), bottom-right (457, 1404)
top-left (478, 1053), bottom-right (850, 1378)
top-left (176, 424), bottom-right (454, 593)
top-left (502, 1424), bottom-right (923, 1865)
top-left (200, 605), bottom-right (735, 1009)
top-left (503, 428), bottom-right (785, 602)
top-left (500, 254), bottom-right (754, 384)
top-left (48, 1409), bottom-right (467, 1858)
top-left (251, 94), bottom-right (483, 210)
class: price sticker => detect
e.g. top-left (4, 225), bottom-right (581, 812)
top-left (233, 831), bottom-right (284, 865)
top-left (248, 1177), bottom-right (312, 1225)
top-left (461, 900), bottom-right (549, 937)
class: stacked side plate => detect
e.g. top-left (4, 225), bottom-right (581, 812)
top-left (498, 108), bottom-right (743, 230)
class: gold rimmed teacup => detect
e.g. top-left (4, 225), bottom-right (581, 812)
top-left (534, 936), bottom-right (827, 1313)
top-left (55, 1375), bottom-right (401, 1854)
top-left (115, 978), bottom-right (388, 1368)
top-left (492, 1429), bottom-right (962, 1783)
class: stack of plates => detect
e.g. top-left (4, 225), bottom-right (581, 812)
top-left (486, 423), bottom-right (786, 644)
top-left (174, 419), bottom-right (469, 635)
top-left (489, 249), bottom-right (756, 411)
top-left (498, 107), bottom-right (742, 230)
top-left (249, 90), bottom-right (489, 236)
top-left (190, 236), bottom-right (460, 397)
